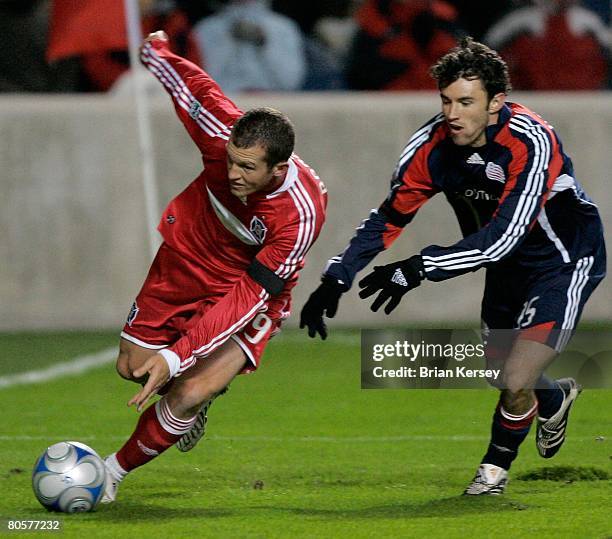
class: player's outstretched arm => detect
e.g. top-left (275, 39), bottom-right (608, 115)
top-left (139, 31), bottom-right (241, 159)
top-left (301, 122), bottom-right (441, 338)
top-left (300, 198), bottom-right (428, 339)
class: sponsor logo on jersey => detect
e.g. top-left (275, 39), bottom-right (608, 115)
top-left (485, 162), bottom-right (506, 183)
top-left (250, 216), bottom-right (267, 243)
top-left (127, 301), bottom-right (139, 327)
top-left (466, 152), bottom-right (485, 165)
top-left (463, 189), bottom-right (500, 201)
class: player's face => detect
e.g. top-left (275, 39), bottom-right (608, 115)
top-left (226, 141), bottom-right (286, 198)
top-left (440, 77), bottom-right (505, 147)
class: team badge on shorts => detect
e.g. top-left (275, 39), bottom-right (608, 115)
top-left (250, 216), bottom-right (267, 244)
top-left (127, 301), bottom-right (139, 327)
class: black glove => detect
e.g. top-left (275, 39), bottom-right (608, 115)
top-left (299, 277), bottom-right (346, 340)
top-left (358, 255), bottom-right (425, 314)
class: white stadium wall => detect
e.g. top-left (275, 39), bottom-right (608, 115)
top-left (1, 93), bottom-right (610, 330)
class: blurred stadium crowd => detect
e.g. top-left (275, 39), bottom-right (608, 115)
top-left (1, 0), bottom-right (610, 93)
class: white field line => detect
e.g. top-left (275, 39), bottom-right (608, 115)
top-left (0, 332), bottom-right (356, 392)
top-left (0, 332), bottom-right (356, 393)
top-left (0, 347), bottom-right (116, 390)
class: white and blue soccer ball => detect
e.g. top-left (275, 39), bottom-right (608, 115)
top-left (32, 441), bottom-right (106, 513)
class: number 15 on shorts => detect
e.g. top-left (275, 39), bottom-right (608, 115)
top-left (517, 296), bottom-right (539, 328)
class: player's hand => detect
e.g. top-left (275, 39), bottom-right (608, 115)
top-left (128, 354), bottom-right (170, 412)
top-left (358, 255), bottom-right (425, 314)
top-left (144, 30), bottom-right (168, 44)
top-left (299, 277), bottom-right (346, 340)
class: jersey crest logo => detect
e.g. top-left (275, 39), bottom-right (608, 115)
top-left (127, 301), bottom-right (139, 327)
top-left (250, 216), bottom-right (267, 243)
top-left (467, 152), bottom-right (485, 165)
top-left (485, 162), bottom-right (506, 183)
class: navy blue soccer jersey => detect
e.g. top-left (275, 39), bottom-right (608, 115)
top-left (325, 102), bottom-right (605, 288)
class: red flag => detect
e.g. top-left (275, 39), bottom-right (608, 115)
top-left (47, 0), bottom-right (127, 62)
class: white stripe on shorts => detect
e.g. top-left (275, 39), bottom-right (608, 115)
top-left (120, 331), bottom-right (167, 350)
top-left (556, 256), bottom-right (594, 351)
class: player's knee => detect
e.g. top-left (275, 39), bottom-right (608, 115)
top-left (172, 378), bottom-right (218, 417)
top-left (115, 350), bottom-right (146, 381)
top-left (502, 371), bottom-right (531, 395)
top-left (116, 342), bottom-right (156, 382)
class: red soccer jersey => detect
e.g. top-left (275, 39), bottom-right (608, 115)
top-left (140, 38), bottom-right (327, 376)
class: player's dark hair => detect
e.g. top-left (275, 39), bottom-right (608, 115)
top-left (430, 37), bottom-right (512, 100)
top-left (231, 107), bottom-right (295, 167)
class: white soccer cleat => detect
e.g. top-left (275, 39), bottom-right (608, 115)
top-left (463, 463), bottom-right (508, 495)
top-left (100, 456), bottom-right (123, 504)
top-left (100, 477), bottom-right (118, 504)
top-left (536, 378), bottom-right (582, 459)
top-left (176, 399), bottom-right (213, 453)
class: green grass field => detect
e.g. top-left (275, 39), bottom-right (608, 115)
top-left (0, 330), bottom-right (610, 538)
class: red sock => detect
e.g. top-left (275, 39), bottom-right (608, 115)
top-left (115, 398), bottom-right (196, 472)
top-left (498, 400), bottom-right (538, 430)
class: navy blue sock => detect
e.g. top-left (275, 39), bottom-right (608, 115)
top-left (535, 376), bottom-right (564, 419)
top-left (482, 401), bottom-right (537, 470)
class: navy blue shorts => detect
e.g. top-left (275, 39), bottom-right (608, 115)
top-left (481, 249), bottom-right (606, 352)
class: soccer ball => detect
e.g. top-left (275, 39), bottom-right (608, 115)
top-left (32, 441), bottom-right (107, 513)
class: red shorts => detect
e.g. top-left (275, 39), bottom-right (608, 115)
top-left (120, 243), bottom-right (280, 371)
